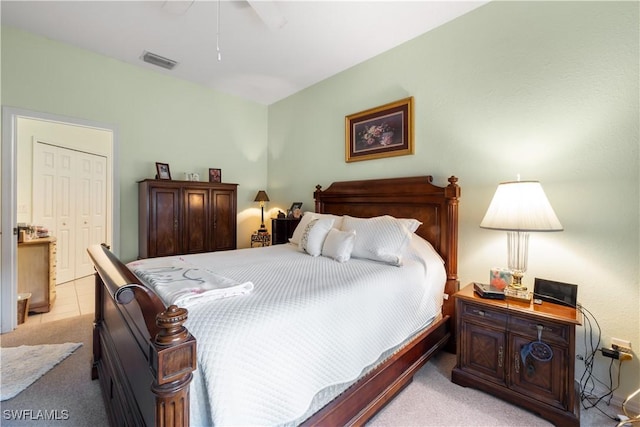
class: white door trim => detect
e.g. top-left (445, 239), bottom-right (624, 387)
top-left (1, 106), bottom-right (120, 333)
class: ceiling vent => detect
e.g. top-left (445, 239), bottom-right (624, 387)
top-left (141, 51), bottom-right (177, 70)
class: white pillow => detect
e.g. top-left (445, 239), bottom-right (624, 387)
top-left (313, 213), bottom-right (343, 230)
top-left (289, 212), bottom-right (317, 245)
top-left (322, 228), bottom-right (356, 263)
top-left (340, 215), bottom-right (413, 266)
top-left (289, 212), bottom-right (343, 245)
top-left (398, 218), bottom-right (422, 233)
top-left (299, 218), bottom-right (335, 257)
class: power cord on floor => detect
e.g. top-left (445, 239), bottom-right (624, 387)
top-left (577, 304), bottom-right (622, 421)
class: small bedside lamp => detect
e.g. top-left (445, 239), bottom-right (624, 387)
top-left (254, 190), bottom-right (270, 233)
top-left (480, 180), bottom-right (563, 291)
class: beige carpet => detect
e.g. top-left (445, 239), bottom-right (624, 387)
top-left (0, 315), bottom-right (108, 426)
top-left (369, 352), bottom-right (620, 427)
top-left (1, 342), bottom-right (82, 401)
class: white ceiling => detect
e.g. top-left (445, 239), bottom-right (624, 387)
top-left (1, 1), bottom-right (489, 105)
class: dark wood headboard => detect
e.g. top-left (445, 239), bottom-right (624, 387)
top-left (314, 175), bottom-right (460, 318)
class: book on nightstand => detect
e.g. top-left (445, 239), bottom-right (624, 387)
top-left (473, 282), bottom-right (506, 300)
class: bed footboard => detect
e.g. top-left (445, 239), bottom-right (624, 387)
top-left (88, 244), bottom-right (196, 426)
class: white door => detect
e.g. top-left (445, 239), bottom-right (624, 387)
top-left (33, 142), bottom-right (107, 283)
top-left (75, 152), bottom-right (107, 278)
top-left (56, 149), bottom-right (75, 283)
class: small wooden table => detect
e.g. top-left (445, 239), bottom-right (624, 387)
top-left (452, 283), bottom-right (581, 426)
top-left (251, 232), bottom-right (271, 247)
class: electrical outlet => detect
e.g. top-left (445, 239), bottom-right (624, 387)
top-left (611, 337), bottom-right (632, 353)
top-left (619, 352), bottom-right (633, 362)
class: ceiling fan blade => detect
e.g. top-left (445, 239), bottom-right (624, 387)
top-left (246, 0), bottom-right (287, 30)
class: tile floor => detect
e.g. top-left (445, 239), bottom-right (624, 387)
top-left (24, 275), bottom-right (94, 325)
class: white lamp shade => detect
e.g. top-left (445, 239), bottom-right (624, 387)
top-left (480, 181), bottom-right (563, 232)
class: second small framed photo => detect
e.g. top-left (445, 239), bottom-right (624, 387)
top-left (209, 168), bottom-right (222, 183)
top-left (156, 162), bottom-right (171, 180)
top-left (288, 202), bottom-right (303, 218)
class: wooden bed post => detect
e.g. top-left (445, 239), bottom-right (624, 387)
top-left (150, 305), bottom-right (197, 427)
top-left (444, 176), bottom-right (461, 352)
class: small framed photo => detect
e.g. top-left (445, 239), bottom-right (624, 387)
top-left (156, 162), bottom-right (171, 180)
top-left (345, 97), bottom-right (414, 163)
top-left (209, 168), bottom-right (222, 183)
top-left (288, 202), bottom-right (303, 218)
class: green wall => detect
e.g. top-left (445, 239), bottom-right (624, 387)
top-left (1, 27), bottom-right (269, 260)
top-left (268, 1), bottom-right (639, 399)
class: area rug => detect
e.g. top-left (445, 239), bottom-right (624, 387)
top-left (0, 342), bottom-right (82, 401)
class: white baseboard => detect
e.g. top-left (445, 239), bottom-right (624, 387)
top-left (581, 383), bottom-right (640, 418)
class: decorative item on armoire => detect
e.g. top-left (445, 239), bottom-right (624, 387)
top-left (209, 168), bottom-right (222, 183)
top-left (155, 162), bottom-right (171, 180)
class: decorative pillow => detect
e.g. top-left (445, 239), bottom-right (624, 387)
top-left (322, 228), bottom-right (356, 263)
top-left (289, 212), bottom-right (343, 245)
top-left (299, 218), bottom-right (335, 256)
top-left (340, 215), bottom-right (413, 266)
top-left (289, 212), bottom-right (317, 245)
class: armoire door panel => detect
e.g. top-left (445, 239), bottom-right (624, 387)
top-left (150, 188), bottom-right (181, 257)
top-left (211, 190), bottom-right (236, 251)
top-left (183, 189), bottom-right (209, 254)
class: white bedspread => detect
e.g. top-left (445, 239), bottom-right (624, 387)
top-left (129, 235), bottom-right (446, 426)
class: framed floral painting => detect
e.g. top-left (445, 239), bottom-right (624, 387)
top-left (345, 97), bottom-right (414, 162)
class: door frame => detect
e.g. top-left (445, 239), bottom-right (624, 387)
top-left (1, 106), bottom-right (120, 333)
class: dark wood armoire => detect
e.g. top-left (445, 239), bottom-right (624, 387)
top-left (138, 179), bottom-right (238, 259)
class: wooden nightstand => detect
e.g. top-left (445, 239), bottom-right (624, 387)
top-left (452, 283), bottom-right (581, 426)
top-left (271, 218), bottom-right (301, 245)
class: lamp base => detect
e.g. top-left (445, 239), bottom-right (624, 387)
top-left (510, 270), bottom-right (526, 289)
top-left (504, 287), bottom-right (532, 302)
top-left (257, 225), bottom-right (268, 234)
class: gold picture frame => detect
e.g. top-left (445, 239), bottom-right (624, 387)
top-left (345, 97), bottom-right (414, 163)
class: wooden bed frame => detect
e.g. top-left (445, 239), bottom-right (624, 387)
top-left (87, 175), bottom-right (460, 426)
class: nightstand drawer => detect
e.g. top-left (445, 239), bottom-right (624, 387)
top-left (509, 317), bottom-right (568, 344)
top-left (461, 302), bottom-right (508, 327)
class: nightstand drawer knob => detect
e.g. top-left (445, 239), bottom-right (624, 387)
top-left (474, 309), bottom-right (487, 317)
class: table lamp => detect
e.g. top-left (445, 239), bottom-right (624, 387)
top-left (480, 180), bottom-right (563, 293)
top-left (254, 190), bottom-right (270, 233)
